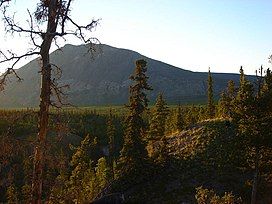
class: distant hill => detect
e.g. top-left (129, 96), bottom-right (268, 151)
top-left (0, 44), bottom-right (248, 108)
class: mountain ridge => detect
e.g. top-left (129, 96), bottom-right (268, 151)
top-left (0, 44), bottom-right (247, 108)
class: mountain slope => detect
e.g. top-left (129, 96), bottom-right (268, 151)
top-left (0, 44), bottom-right (244, 107)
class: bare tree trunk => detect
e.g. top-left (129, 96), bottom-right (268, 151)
top-left (1, 0), bottom-right (98, 202)
top-left (31, 1), bottom-right (57, 203)
top-left (251, 149), bottom-right (259, 204)
top-left (31, 56), bottom-right (51, 204)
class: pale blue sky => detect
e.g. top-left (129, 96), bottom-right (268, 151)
top-left (0, 0), bottom-right (271, 74)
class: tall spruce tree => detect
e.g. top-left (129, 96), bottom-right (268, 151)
top-left (106, 111), bottom-right (116, 180)
top-left (148, 93), bottom-right (169, 162)
top-left (95, 157), bottom-right (111, 191)
top-left (117, 59), bottom-right (152, 182)
top-left (66, 135), bottom-right (98, 203)
top-left (218, 80), bottom-right (236, 118)
top-left (239, 66), bottom-right (245, 87)
top-left (207, 68), bottom-right (215, 118)
top-left (218, 91), bottom-right (229, 118)
top-left (149, 93), bottom-right (169, 141)
top-left (233, 67), bottom-right (272, 204)
top-left (226, 80), bottom-right (236, 118)
top-left (227, 80), bottom-right (236, 99)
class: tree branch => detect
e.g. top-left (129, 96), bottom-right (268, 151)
top-left (3, 7), bottom-right (43, 36)
top-left (0, 51), bottom-right (39, 90)
top-left (0, 0), bottom-right (10, 8)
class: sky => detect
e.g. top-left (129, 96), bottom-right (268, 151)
top-left (0, 0), bottom-right (271, 75)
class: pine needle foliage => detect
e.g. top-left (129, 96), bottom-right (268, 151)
top-left (149, 93), bottom-right (169, 141)
top-left (175, 105), bottom-right (185, 132)
top-left (218, 80), bottom-right (236, 118)
top-left (117, 59), bottom-right (152, 183)
top-left (148, 93), bottom-right (169, 162)
top-left (106, 112), bottom-right (116, 180)
top-left (207, 68), bottom-right (215, 118)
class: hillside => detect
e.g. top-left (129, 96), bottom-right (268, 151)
top-left (118, 119), bottom-right (272, 203)
top-left (0, 44), bottom-right (244, 108)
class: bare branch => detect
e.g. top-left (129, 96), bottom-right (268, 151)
top-left (2, 7), bottom-right (43, 36)
top-left (0, 51), bottom-right (39, 90)
top-left (64, 16), bottom-right (99, 42)
top-left (0, 50), bottom-right (40, 65)
top-left (0, 0), bottom-right (10, 8)
top-left (50, 80), bottom-right (72, 108)
top-left (49, 63), bottom-right (74, 108)
top-left (0, 1), bottom-right (100, 202)
top-left (27, 9), bottom-right (41, 48)
top-left (61, 0), bottom-right (72, 33)
top-left (0, 67), bottom-right (22, 91)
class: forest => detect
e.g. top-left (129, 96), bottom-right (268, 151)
top-left (0, 0), bottom-right (272, 204)
top-left (1, 61), bottom-right (272, 203)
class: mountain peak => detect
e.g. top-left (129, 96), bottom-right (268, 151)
top-left (0, 44), bottom-right (241, 108)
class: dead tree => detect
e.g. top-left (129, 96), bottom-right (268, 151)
top-left (0, 0), bottom-right (99, 203)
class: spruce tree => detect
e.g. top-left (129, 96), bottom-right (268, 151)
top-left (67, 135), bottom-right (98, 203)
top-left (218, 91), bottom-right (229, 118)
top-left (227, 80), bottom-right (236, 99)
top-left (207, 68), bottom-right (215, 118)
top-left (117, 59), bottom-right (152, 182)
top-left (149, 93), bottom-right (169, 141)
top-left (106, 111), bottom-right (116, 180)
top-left (233, 78), bottom-right (256, 203)
top-left (6, 184), bottom-right (18, 204)
top-left (165, 109), bottom-right (176, 134)
top-left (175, 105), bottom-right (185, 132)
top-left (226, 80), bottom-right (236, 117)
top-left (233, 67), bottom-right (272, 204)
top-left (95, 157), bottom-right (111, 191)
top-left (218, 80), bottom-right (236, 118)
top-left (148, 93), bottom-right (169, 162)
top-left (239, 66), bottom-right (245, 87)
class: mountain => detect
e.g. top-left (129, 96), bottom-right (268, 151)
top-left (0, 44), bottom-right (246, 108)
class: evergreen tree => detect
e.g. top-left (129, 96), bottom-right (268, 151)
top-left (239, 66), bottom-right (245, 87)
top-left (190, 105), bottom-right (199, 124)
top-left (21, 184), bottom-right (31, 203)
top-left (233, 67), bottom-right (272, 204)
top-left (165, 109), bottom-right (176, 134)
top-left (81, 162), bottom-right (98, 202)
top-left (117, 59), bottom-right (152, 182)
top-left (226, 80), bottom-right (236, 118)
top-left (67, 135), bottom-right (98, 203)
top-left (175, 105), bottom-right (185, 132)
top-left (6, 184), bottom-right (18, 204)
top-left (148, 93), bottom-right (169, 162)
top-left (95, 157), bottom-right (111, 191)
top-left (21, 155), bottom-right (32, 203)
top-left (106, 111), bottom-right (116, 180)
top-left (149, 93), bottom-right (169, 141)
top-left (195, 186), bottom-right (242, 204)
top-left (218, 91), bottom-right (229, 118)
top-left (68, 135), bottom-right (91, 202)
top-left (227, 80), bottom-right (236, 99)
top-left (184, 106), bottom-right (198, 128)
top-left (218, 80), bottom-right (236, 118)
top-left (207, 68), bottom-right (215, 118)
top-left (48, 149), bottom-right (69, 203)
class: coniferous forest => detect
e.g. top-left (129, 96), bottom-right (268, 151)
top-left (0, 1), bottom-right (272, 204)
top-left (1, 60), bottom-right (272, 203)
